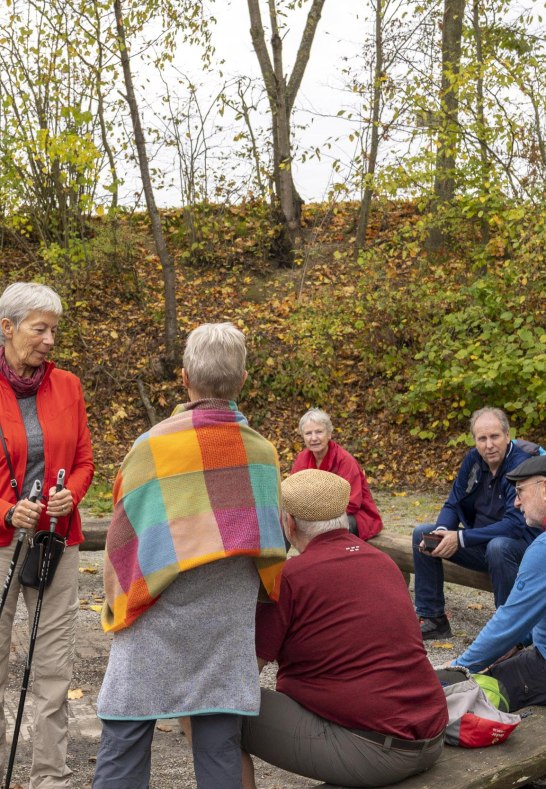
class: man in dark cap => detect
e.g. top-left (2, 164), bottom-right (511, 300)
top-left (241, 469), bottom-right (448, 789)
top-left (451, 455), bottom-right (546, 711)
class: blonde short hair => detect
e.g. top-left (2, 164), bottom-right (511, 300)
top-left (183, 322), bottom-right (246, 400)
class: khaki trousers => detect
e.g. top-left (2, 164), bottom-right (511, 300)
top-left (0, 542), bottom-right (79, 789)
top-left (242, 689), bottom-right (445, 788)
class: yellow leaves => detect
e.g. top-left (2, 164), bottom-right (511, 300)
top-left (111, 406), bottom-right (128, 424)
top-left (68, 688), bottom-right (84, 700)
top-left (432, 641), bottom-right (454, 649)
top-left (80, 594), bottom-right (104, 613)
top-left (467, 603), bottom-right (483, 610)
top-left (79, 566), bottom-right (98, 574)
top-left (156, 721), bottom-right (175, 732)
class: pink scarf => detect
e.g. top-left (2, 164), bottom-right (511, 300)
top-left (0, 346), bottom-right (46, 398)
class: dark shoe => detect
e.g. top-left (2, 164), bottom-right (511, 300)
top-left (419, 615), bottom-right (452, 640)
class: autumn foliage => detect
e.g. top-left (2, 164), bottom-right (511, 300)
top-left (1, 199), bottom-right (544, 500)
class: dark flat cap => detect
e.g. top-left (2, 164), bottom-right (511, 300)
top-left (506, 455), bottom-right (546, 482)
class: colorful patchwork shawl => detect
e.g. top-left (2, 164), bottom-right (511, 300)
top-left (102, 399), bottom-right (286, 633)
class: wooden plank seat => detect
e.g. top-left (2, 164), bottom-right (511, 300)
top-left (81, 521), bottom-right (493, 599)
top-left (369, 531), bottom-right (493, 593)
top-left (80, 518), bottom-right (109, 551)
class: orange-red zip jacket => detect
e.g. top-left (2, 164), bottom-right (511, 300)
top-left (0, 361), bottom-right (94, 546)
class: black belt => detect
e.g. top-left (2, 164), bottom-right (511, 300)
top-left (350, 728), bottom-right (445, 752)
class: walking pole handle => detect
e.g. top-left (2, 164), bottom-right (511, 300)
top-left (55, 469), bottom-right (65, 492)
top-left (48, 469), bottom-right (66, 532)
top-left (28, 479), bottom-right (42, 504)
top-left (14, 479), bottom-right (42, 540)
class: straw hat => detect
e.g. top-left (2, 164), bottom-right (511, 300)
top-left (281, 470), bottom-right (350, 521)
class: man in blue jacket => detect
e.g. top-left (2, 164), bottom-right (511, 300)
top-left (451, 454), bottom-right (546, 711)
top-left (413, 407), bottom-right (541, 640)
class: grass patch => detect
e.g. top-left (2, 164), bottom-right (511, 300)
top-left (82, 478), bottom-right (113, 517)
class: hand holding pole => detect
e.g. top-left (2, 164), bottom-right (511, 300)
top-left (0, 479), bottom-right (42, 620)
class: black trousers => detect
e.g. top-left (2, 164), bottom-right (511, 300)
top-left (490, 646), bottom-right (546, 712)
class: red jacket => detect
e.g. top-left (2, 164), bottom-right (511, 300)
top-left (0, 362), bottom-right (94, 546)
top-left (291, 440), bottom-right (383, 540)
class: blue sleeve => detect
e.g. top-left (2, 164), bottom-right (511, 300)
top-left (462, 474), bottom-right (528, 547)
top-left (435, 453), bottom-right (475, 531)
top-left (452, 539), bottom-right (546, 671)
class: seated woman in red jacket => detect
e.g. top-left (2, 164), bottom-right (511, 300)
top-left (291, 408), bottom-right (383, 540)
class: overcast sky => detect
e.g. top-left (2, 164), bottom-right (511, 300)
top-left (124, 2), bottom-right (365, 206)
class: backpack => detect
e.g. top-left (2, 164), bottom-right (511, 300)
top-left (435, 667), bottom-right (521, 748)
top-left (514, 439), bottom-right (546, 456)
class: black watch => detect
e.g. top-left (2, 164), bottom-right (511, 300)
top-left (5, 506), bottom-right (16, 527)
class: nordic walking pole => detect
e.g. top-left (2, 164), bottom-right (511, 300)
top-left (4, 469), bottom-right (65, 789)
top-left (0, 479), bottom-right (42, 620)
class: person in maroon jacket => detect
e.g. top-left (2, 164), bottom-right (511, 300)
top-left (241, 470), bottom-right (448, 789)
top-left (291, 408), bottom-right (383, 539)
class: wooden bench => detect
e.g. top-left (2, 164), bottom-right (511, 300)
top-left (81, 522), bottom-right (493, 597)
top-left (80, 518), bottom-right (109, 551)
top-left (369, 531), bottom-right (493, 593)
top-left (312, 705), bottom-right (546, 788)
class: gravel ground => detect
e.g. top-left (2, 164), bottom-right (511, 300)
top-left (4, 492), bottom-right (500, 788)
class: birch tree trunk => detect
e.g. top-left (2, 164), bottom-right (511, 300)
top-left (247, 0), bottom-right (326, 255)
top-left (354, 0), bottom-right (384, 254)
top-left (113, 0), bottom-right (180, 371)
top-left (472, 0), bottom-right (489, 248)
top-left (428, 0), bottom-right (466, 250)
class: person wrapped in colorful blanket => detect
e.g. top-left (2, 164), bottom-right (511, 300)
top-left (93, 323), bottom-right (286, 789)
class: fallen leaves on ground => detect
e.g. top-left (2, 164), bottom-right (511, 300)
top-left (68, 688), bottom-right (84, 700)
top-left (467, 603), bottom-right (483, 610)
top-left (156, 721), bottom-right (174, 732)
top-left (432, 641), bottom-right (454, 649)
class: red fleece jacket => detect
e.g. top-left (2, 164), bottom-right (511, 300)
top-left (291, 440), bottom-right (383, 539)
top-left (0, 362), bottom-right (94, 546)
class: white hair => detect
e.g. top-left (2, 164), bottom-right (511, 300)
top-left (299, 408), bottom-right (333, 436)
top-left (0, 282), bottom-right (62, 345)
top-left (183, 322), bottom-right (247, 399)
top-left (291, 513), bottom-right (349, 539)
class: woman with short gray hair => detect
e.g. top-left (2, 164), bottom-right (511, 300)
top-left (0, 281), bottom-right (94, 787)
top-left (94, 322), bottom-right (286, 789)
top-left (292, 407), bottom-right (383, 540)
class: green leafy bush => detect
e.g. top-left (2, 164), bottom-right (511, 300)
top-left (398, 271), bottom-right (546, 432)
